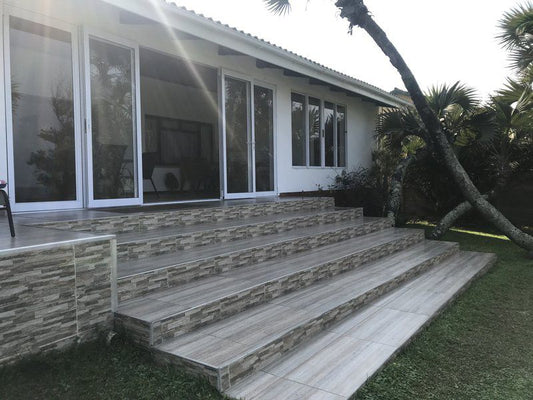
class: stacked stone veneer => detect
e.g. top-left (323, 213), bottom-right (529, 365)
top-left (117, 207), bottom-right (362, 262)
top-left (116, 217), bottom-right (392, 303)
top-left (115, 229), bottom-right (430, 347)
top-left (31, 198), bottom-right (334, 234)
top-left (0, 237), bottom-right (116, 365)
top-left (152, 238), bottom-right (460, 391)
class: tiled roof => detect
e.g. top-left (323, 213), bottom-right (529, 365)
top-left (158, 0), bottom-right (406, 106)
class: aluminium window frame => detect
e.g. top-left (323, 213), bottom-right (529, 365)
top-left (291, 91), bottom-right (347, 169)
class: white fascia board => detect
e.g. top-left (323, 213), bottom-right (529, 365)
top-left (100, 0), bottom-right (408, 107)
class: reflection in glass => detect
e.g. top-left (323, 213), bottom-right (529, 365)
top-left (337, 105), bottom-right (346, 167)
top-left (89, 38), bottom-right (137, 200)
top-left (291, 93), bottom-right (306, 166)
top-left (308, 97), bottom-right (321, 166)
top-left (9, 17), bottom-right (77, 203)
top-left (254, 86), bottom-right (274, 192)
top-left (139, 49), bottom-right (219, 202)
top-left (324, 102), bottom-right (335, 167)
top-left (225, 77), bottom-right (251, 193)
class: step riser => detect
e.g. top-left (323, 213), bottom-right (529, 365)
top-left (31, 198), bottom-right (335, 234)
top-left (117, 208), bottom-right (363, 262)
top-left (148, 243), bottom-right (459, 391)
top-left (114, 230), bottom-right (427, 347)
top-left (117, 218), bottom-right (393, 303)
top-left (114, 230), bottom-right (426, 348)
top-left (150, 232), bottom-right (433, 346)
top-left (224, 247), bottom-right (457, 390)
top-left (348, 255), bottom-right (497, 399)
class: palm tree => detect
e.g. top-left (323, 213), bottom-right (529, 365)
top-left (431, 93), bottom-right (533, 237)
top-left (378, 82), bottom-right (494, 223)
top-left (498, 2), bottom-right (533, 78)
top-left (265, 0), bottom-right (533, 253)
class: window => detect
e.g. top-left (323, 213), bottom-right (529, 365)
top-left (9, 16), bottom-right (78, 203)
top-left (308, 97), bottom-right (321, 166)
top-left (291, 93), bottom-right (306, 166)
top-left (337, 105), bottom-right (346, 167)
top-left (324, 102), bottom-right (335, 167)
top-left (291, 93), bottom-right (346, 167)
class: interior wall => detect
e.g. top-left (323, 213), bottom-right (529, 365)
top-left (140, 76), bottom-right (217, 124)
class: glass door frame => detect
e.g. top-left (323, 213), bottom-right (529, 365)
top-left (82, 28), bottom-right (143, 208)
top-left (221, 70), bottom-right (277, 200)
top-left (3, 7), bottom-right (84, 212)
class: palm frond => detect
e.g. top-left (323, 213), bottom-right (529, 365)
top-left (264, 0), bottom-right (291, 15)
top-left (498, 2), bottom-right (533, 72)
top-left (498, 2), bottom-right (533, 49)
top-left (426, 82), bottom-right (478, 117)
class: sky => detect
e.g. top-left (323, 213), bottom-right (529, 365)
top-left (171, 0), bottom-right (522, 100)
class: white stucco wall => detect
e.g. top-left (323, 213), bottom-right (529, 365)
top-left (1, 0), bottom-right (381, 206)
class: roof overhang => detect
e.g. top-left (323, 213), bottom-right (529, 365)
top-left (100, 0), bottom-right (410, 108)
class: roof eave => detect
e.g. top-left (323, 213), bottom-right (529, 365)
top-left (100, 0), bottom-right (408, 108)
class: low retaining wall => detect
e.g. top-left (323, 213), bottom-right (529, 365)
top-left (0, 236), bottom-right (117, 365)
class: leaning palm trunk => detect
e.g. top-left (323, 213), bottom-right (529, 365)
top-left (429, 193), bottom-right (492, 240)
top-left (336, 0), bottom-right (533, 253)
top-left (387, 148), bottom-right (428, 222)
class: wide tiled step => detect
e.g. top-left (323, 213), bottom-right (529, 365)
top-left (115, 228), bottom-right (430, 345)
top-left (226, 251), bottom-right (496, 400)
top-left (149, 239), bottom-right (459, 391)
top-left (116, 207), bottom-right (362, 262)
top-left (116, 216), bottom-right (392, 302)
top-left (31, 197), bottom-right (335, 234)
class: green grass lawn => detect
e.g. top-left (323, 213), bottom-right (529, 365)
top-left (353, 224), bottom-right (533, 400)
top-left (0, 226), bottom-right (531, 400)
top-left (0, 337), bottom-right (227, 400)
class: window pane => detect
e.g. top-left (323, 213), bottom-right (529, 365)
top-left (9, 17), bottom-right (77, 203)
top-left (324, 101), bottom-right (335, 167)
top-left (90, 38), bottom-right (137, 200)
top-left (291, 93), bottom-right (306, 166)
top-left (225, 77), bottom-right (251, 193)
top-left (337, 105), bottom-right (346, 167)
top-left (254, 86), bottom-right (274, 192)
top-left (308, 97), bottom-right (321, 166)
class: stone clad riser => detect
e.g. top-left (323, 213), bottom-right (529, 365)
top-left (154, 349), bottom-right (220, 389)
top-left (154, 240), bottom-right (459, 392)
top-left (0, 239), bottom-right (114, 365)
top-left (222, 243), bottom-right (457, 390)
top-left (149, 231), bottom-right (433, 346)
top-left (31, 198), bottom-right (335, 234)
top-left (117, 208), bottom-right (362, 262)
top-left (116, 218), bottom-right (393, 303)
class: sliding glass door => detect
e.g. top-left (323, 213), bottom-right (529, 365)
top-left (223, 74), bottom-right (275, 198)
top-left (5, 14), bottom-right (83, 211)
top-left (85, 34), bottom-right (142, 207)
top-left (254, 85), bottom-right (275, 192)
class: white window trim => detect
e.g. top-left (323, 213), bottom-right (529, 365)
top-left (83, 28), bottom-right (144, 208)
top-left (3, 7), bottom-right (84, 212)
top-left (221, 69), bottom-right (278, 199)
top-left (291, 91), bottom-right (347, 169)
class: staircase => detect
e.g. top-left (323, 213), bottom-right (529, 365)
top-left (108, 197), bottom-right (495, 399)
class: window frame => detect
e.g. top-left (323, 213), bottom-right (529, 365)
top-left (3, 8), bottom-right (84, 211)
top-left (290, 91), bottom-right (347, 168)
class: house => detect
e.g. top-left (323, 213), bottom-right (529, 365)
top-left (0, 3), bottom-right (498, 397)
top-left (0, 0), bottom-right (406, 213)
